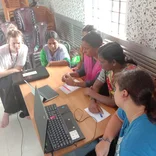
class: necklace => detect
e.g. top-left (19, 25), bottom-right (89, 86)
top-left (9, 46), bottom-right (18, 68)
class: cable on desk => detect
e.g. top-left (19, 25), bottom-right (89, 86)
top-left (73, 108), bottom-right (97, 148)
top-left (17, 112), bottom-right (24, 156)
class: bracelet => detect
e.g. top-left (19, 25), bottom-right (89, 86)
top-left (99, 137), bottom-right (111, 144)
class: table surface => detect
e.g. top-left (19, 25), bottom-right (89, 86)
top-left (20, 66), bottom-right (115, 156)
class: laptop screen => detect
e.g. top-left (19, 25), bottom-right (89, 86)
top-left (34, 88), bottom-right (48, 151)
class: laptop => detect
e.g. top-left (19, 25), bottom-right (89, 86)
top-left (34, 88), bottom-right (85, 153)
top-left (24, 80), bottom-right (59, 102)
top-left (12, 66), bottom-right (49, 85)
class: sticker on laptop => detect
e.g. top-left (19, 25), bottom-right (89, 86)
top-left (22, 71), bottom-right (37, 77)
top-left (69, 130), bottom-right (80, 140)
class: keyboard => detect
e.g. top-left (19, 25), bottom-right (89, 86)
top-left (45, 104), bottom-right (73, 150)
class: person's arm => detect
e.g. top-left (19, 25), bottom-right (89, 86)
top-left (47, 60), bottom-right (69, 66)
top-left (40, 49), bottom-right (48, 67)
top-left (62, 73), bottom-right (87, 87)
top-left (0, 68), bottom-right (21, 78)
top-left (85, 70), bottom-right (116, 107)
top-left (69, 63), bottom-right (85, 78)
top-left (95, 112), bottom-right (123, 156)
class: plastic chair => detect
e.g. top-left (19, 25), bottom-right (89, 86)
top-left (0, 28), bottom-right (6, 46)
top-left (60, 40), bottom-right (71, 53)
top-left (14, 7), bottom-right (36, 32)
top-left (0, 21), bottom-right (17, 37)
top-left (32, 22), bottom-right (48, 68)
top-left (32, 5), bottom-right (56, 30)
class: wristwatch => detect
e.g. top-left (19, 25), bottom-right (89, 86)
top-left (99, 137), bottom-right (111, 144)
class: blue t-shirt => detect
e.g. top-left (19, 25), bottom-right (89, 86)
top-left (115, 108), bottom-right (156, 156)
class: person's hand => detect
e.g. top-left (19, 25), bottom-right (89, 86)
top-left (89, 100), bottom-right (103, 114)
top-left (11, 68), bottom-right (21, 73)
top-left (95, 140), bottom-right (110, 156)
top-left (46, 62), bottom-right (51, 67)
top-left (84, 87), bottom-right (95, 96)
top-left (62, 73), bottom-right (70, 82)
top-left (65, 75), bottom-right (75, 86)
top-left (72, 67), bottom-right (78, 72)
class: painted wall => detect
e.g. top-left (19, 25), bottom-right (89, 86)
top-left (126, 0), bottom-right (156, 49)
top-left (39, 0), bottom-right (85, 23)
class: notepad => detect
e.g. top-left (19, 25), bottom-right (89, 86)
top-left (60, 80), bottom-right (80, 94)
top-left (85, 107), bottom-right (110, 122)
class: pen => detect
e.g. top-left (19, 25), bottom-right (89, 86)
top-left (100, 113), bottom-right (103, 118)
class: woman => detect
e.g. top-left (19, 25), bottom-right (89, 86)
top-left (0, 25), bottom-right (28, 128)
top-left (96, 69), bottom-right (156, 156)
top-left (40, 31), bottom-right (70, 67)
top-left (73, 25), bottom-right (96, 70)
top-left (84, 42), bottom-right (136, 113)
top-left (62, 31), bottom-right (102, 87)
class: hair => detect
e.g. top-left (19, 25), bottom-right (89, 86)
top-left (82, 31), bottom-right (103, 48)
top-left (82, 25), bottom-right (96, 33)
top-left (7, 24), bottom-right (23, 42)
top-left (98, 42), bottom-right (137, 65)
top-left (115, 69), bottom-right (156, 123)
top-left (46, 31), bottom-right (59, 43)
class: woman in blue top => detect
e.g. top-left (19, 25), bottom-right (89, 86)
top-left (95, 69), bottom-right (156, 156)
top-left (40, 31), bottom-right (70, 67)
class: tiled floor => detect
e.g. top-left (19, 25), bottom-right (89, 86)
top-left (0, 100), bottom-right (44, 156)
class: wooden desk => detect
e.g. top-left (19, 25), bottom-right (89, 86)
top-left (20, 66), bottom-right (115, 156)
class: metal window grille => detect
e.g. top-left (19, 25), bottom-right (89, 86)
top-left (85, 0), bottom-right (127, 37)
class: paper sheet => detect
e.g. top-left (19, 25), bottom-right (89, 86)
top-left (85, 107), bottom-right (110, 122)
top-left (60, 80), bottom-right (80, 94)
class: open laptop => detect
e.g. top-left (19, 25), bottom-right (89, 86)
top-left (12, 66), bottom-right (49, 85)
top-left (34, 88), bottom-right (85, 153)
top-left (24, 80), bottom-right (59, 102)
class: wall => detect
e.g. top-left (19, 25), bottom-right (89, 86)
top-left (126, 0), bottom-right (156, 49)
top-left (39, 0), bottom-right (85, 23)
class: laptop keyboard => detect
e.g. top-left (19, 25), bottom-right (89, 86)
top-left (45, 104), bottom-right (73, 150)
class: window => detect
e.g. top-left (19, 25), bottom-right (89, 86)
top-left (84, 0), bottom-right (127, 38)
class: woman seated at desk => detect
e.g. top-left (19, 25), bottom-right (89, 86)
top-left (0, 24), bottom-right (29, 128)
top-left (62, 31), bottom-right (102, 88)
top-left (84, 42), bottom-right (137, 112)
top-left (95, 69), bottom-right (156, 156)
top-left (40, 31), bottom-right (70, 67)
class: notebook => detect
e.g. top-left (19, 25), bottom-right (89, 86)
top-left (24, 80), bottom-right (59, 102)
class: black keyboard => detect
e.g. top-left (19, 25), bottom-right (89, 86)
top-left (45, 104), bottom-right (73, 150)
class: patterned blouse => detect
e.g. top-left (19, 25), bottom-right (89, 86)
top-left (97, 64), bottom-right (136, 98)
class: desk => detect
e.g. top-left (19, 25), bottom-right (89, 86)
top-left (20, 66), bottom-right (115, 156)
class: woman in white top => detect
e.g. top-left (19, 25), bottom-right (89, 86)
top-left (0, 25), bottom-right (28, 128)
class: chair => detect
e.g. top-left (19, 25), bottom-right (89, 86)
top-left (0, 21), bottom-right (17, 37)
top-left (60, 40), bottom-right (71, 53)
top-left (0, 28), bottom-right (6, 46)
top-left (32, 22), bottom-right (47, 68)
top-left (32, 5), bottom-right (56, 31)
top-left (2, 0), bottom-right (21, 21)
top-left (14, 7), bottom-right (36, 32)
